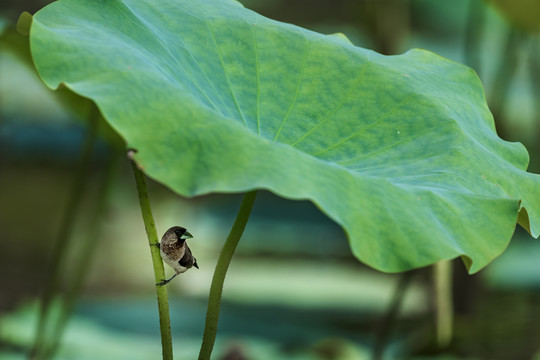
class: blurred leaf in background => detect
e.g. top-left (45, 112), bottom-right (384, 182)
top-left (488, 0), bottom-right (540, 32)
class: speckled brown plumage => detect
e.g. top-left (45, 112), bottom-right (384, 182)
top-left (161, 230), bottom-right (186, 263)
top-left (157, 226), bottom-right (198, 286)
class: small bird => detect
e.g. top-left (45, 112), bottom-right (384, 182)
top-left (156, 226), bottom-right (199, 286)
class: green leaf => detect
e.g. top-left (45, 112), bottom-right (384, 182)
top-left (29, 0), bottom-right (540, 273)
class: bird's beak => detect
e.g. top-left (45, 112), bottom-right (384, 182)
top-left (181, 231), bottom-right (193, 240)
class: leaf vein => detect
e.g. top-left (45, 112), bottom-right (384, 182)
top-left (120, 2), bottom-right (227, 114)
top-left (205, 19), bottom-right (249, 127)
top-left (338, 127), bottom-right (431, 167)
top-left (312, 93), bottom-right (417, 157)
top-left (251, 17), bottom-right (261, 135)
top-left (273, 30), bottom-right (311, 142)
top-left (289, 60), bottom-right (372, 147)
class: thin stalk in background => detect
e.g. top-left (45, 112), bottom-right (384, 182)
top-left (526, 37), bottom-right (540, 172)
top-left (434, 260), bottom-right (453, 348)
top-left (198, 191), bottom-right (258, 360)
top-left (372, 271), bottom-right (414, 360)
top-left (44, 148), bottom-right (122, 359)
top-left (488, 27), bottom-right (522, 141)
top-left (30, 106), bottom-right (99, 360)
top-left (130, 153), bottom-right (173, 360)
top-left (463, 0), bottom-right (486, 76)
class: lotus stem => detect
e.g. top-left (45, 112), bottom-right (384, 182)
top-left (131, 155), bottom-right (173, 360)
top-left (198, 191), bottom-right (257, 360)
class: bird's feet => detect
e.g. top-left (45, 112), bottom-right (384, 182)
top-left (150, 242), bottom-right (160, 249)
top-left (156, 279), bottom-right (170, 286)
top-left (156, 273), bottom-right (177, 286)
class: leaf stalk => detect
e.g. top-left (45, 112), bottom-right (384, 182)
top-left (434, 260), bottom-right (453, 348)
top-left (198, 191), bottom-right (257, 360)
top-left (30, 107), bottom-right (99, 360)
top-left (131, 156), bottom-right (173, 360)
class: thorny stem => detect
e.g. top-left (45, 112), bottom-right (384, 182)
top-left (198, 191), bottom-right (257, 360)
top-left (130, 154), bottom-right (173, 360)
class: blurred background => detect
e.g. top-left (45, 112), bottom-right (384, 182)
top-left (1, 0), bottom-right (540, 359)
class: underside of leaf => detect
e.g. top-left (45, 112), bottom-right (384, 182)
top-left (30, 0), bottom-right (540, 273)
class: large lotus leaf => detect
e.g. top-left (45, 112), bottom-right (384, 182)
top-left (30, 0), bottom-right (540, 273)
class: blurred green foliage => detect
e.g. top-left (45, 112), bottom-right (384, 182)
top-left (1, 0), bottom-right (540, 359)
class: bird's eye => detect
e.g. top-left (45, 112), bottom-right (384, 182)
top-left (174, 228), bottom-right (185, 237)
